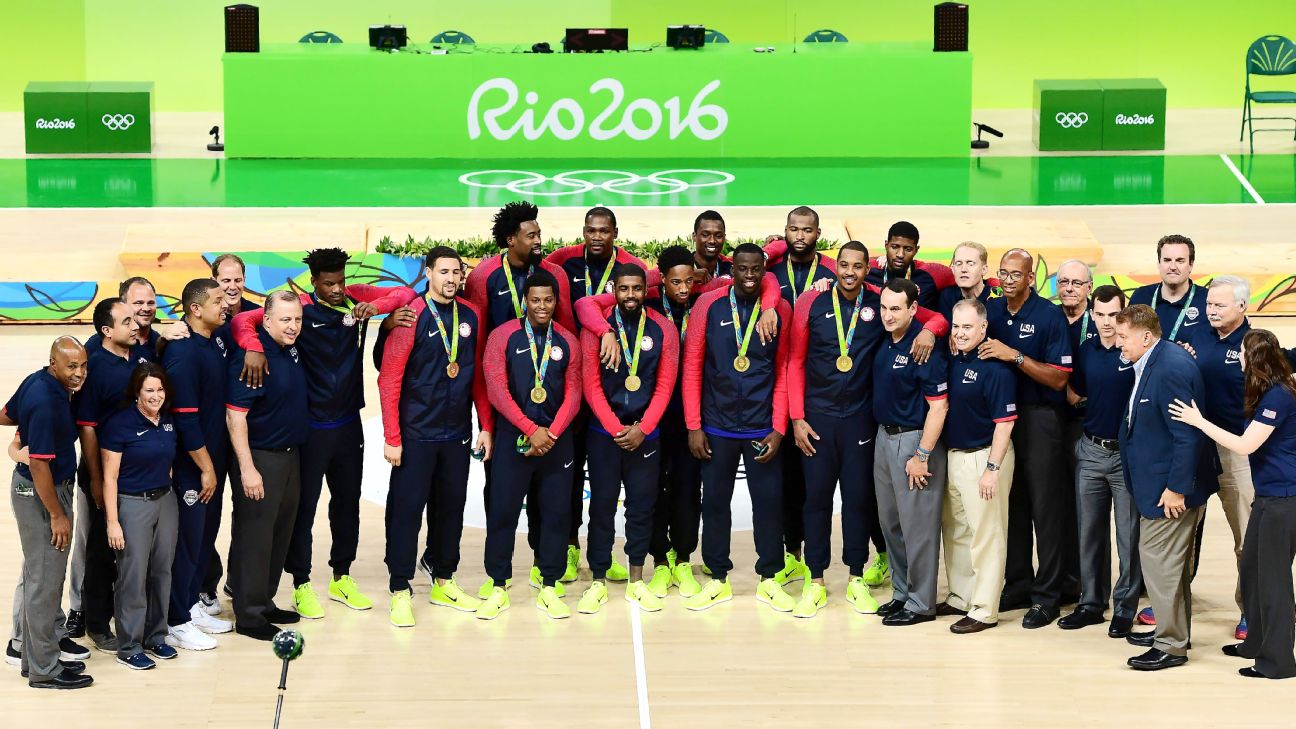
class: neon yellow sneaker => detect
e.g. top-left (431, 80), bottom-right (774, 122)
top-left (666, 549), bottom-right (678, 572)
top-left (773, 552), bottom-right (810, 586)
top-left (756, 578), bottom-right (796, 613)
top-left (429, 577), bottom-right (482, 612)
top-left (625, 580), bottom-right (663, 612)
top-left (793, 582), bottom-right (828, 619)
top-left (529, 566), bottom-right (565, 597)
top-left (477, 577), bottom-right (511, 600)
top-left (701, 564), bottom-right (712, 576)
top-left (605, 558), bottom-right (630, 582)
top-left (561, 545), bottom-right (580, 583)
top-left (863, 552), bottom-right (890, 587)
top-left (577, 580), bottom-right (608, 614)
top-left (685, 578), bottom-right (733, 611)
top-left (847, 576), bottom-right (880, 614)
top-left (389, 590), bottom-right (415, 628)
top-left (536, 585), bottom-right (571, 619)
top-left (647, 565), bottom-right (672, 598)
top-left (673, 563), bottom-right (703, 598)
top-left (293, 583), bottom-right (325, 619)
top-left (328, 575), bottom-right (373, 611)
top-left (476, 587), bottom-right (510, 620)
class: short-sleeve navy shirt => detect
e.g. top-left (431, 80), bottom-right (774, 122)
top-left (1250, 386), bottom-right (1296, 498)
top-left (986, 291), bottom-right (1072, 407)
top-left (226, 329), bottom-right (309, 450)
top-left (944, 350), bottom-right (1018, 449)
top-left (1189, 321), bottom-right (1250, 435)
top-left (74, 347), bottom-right (144, 429)
top-left (1128, 282), bottom-right (1210, 344)
top-left (99, 407), bottom-right (177, 494)
top-left (872, 321), bottom-right (949, 428)
top-left (1072, 337), bottom-right (1135, 440)
top-left (5, 370), bottom-right (78, 483)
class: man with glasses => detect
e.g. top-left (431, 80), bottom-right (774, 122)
top-left (979, 250), bottom-right (1073, 628)
top-left (1056, 259), bottom-right (1094, 602)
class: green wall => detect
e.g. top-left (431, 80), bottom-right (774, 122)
top-left (1, 1), bottom-right (1291, 112)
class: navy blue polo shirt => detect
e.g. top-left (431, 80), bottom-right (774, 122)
top-left (1189, 320), bottom-right (1250, 435)
top-left (161, 324), bottom-right (229, 479)
top-left (5, 370), bottom-right (78, 484)
top-left (99, 407), bottom-right (177, 494)
top-left (1128, 282), bottom-right (1209, 344)
top-left (592, 307), bottom-right (667, 435)
top-left (226, 329), bottom-right (309, 450)
top-left (1064, 309), bottom-right (1097, 418)
top-left (797, 286), bottom-right (886, 419)
top-left (772, 254), bottom-right (836, 309)
top-left (398, 298), bottom-right (482, 442)
top-left (872, 320), bottom-right (949, 428)
top-left (497, 321), bottom-right (576, 432)
top-left (85, 328), bottom-right (158, 365)
top-left (944, 350), bottom-right (1017, 449)
top-left (938, 284), bottom-right (997, 325)
top-left (1072, 336), bottom-right (1135, 440)
top-left (694, 289), bottom-right (787, 439)
top-left (1250, 385), bottom-right (1296, 497)
top-left (74, 346), bottom-right (143, 430)
top-left (986, 291), bottom-right (1072, 407)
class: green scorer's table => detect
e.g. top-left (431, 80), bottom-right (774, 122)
top-left (223, 42), bottom-right (971, 159)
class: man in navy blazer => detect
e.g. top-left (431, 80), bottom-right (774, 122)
top-left (1116, 304), bottom-right (1214, 671)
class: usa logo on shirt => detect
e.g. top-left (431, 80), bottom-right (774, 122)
top-left (1187, 307), bottom-right (1200, 320)
top-left (962, 369), bottom-right (978, 383)
top-left (641, 337), bottom-right (654, 352)
top-left (163, 423), bottom-right (173, 432)
top-left (893, 354), bottom-right (910, 368)
top-left (550, 347), bottom-right (564, 362)
top-left (216, 337), bottom-right (227, 358)
top-left (1226, 349), bottom-right (1241, 365)
top-left (459, 322), bottom-right (472, 338)
top-left (290, 346), bottom-right (299, 363)
top-left (1019, 323), bottom-right (1036, 335)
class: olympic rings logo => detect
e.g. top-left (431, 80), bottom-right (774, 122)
top-left (458, 169), bottom-right (734, 197)
top-left (1054, 112), bottom-right (1088, 129)
top-left (101, 114), bottom-right (135, 131)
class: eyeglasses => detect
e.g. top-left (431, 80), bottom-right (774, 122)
top-left (1056, 278), bottom-right (1092, 289)
top-left (996, 270), bottom-right (1027, 282)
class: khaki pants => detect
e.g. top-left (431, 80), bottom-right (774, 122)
top-left (942, 444), bottom-right (1015, 623)
top-left (1140, 507), bottom-right (1204, 657)
top-left (1215, 444), bottom-right (1254, 611)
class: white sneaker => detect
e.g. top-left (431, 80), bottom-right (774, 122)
top-left (165, 622), bottom-right (217, 651)
top-left (198, 591), bottom-right (222, 616)
top-left (190, 604), bottom-right (233, 634)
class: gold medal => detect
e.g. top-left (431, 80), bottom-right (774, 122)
top-left (836, 355), bottom-right (853, 372)
top-left (446, 362), bottom-right (460, 379)
top-left (625, 375), bottom-right (641, 392)
top-left (530, 387), bottom-right (548, 404)
top-left (733, 355), bottom-right (750, 372)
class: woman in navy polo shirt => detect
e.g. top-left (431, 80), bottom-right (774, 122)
top-left (101, 363), bottom-right (180, 671)
top-left (1171, 329), bottom-right (1296, 680)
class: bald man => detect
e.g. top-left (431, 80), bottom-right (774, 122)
top-left (2, 338), bottom-right (94, 689)
top-left (1056, 258), bottom-right (1095, 601)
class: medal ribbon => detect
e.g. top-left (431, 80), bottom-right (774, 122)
top-left (614, 307), bottom-right (646, 382)
top-left (1154, 281), bottom-right (1193, 340)
top-left (502, 253), bottom-right (533, 319)
top-left (427, 296), bottom-right (459, 365)
top-left (523, 318), bottom-right (553, 393)
top-left (832, 286), bottom-right (860, 361)
top-left (586, 251), bottom-right (616, 298)
top-left (1079, 310), bottom-right (1090, 343)
top-left (786, 255), bottom-right (819, 298)
top-left (728, 287), bottom-right (761, 362)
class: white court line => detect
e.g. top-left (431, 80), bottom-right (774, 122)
top-left (630, 604), bottom-right (652, 729)
top-left (1218, 153), bottom-right (1266, 205)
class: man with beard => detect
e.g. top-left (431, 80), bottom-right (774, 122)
top-left (864, 221), bottom-right (956, 311)
top-left (690, 210), bottom-right (731, 283)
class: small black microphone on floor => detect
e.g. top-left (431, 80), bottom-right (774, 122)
top-left (271, 630), bottom-right (305, 729)
top-left (971, 122), bottom-right (1004, 150)
top-left (207, 125), bottom-right (224, 152)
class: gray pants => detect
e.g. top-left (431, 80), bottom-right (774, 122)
top-left (113, 492), bottom-right (178, 658)
top-left (874, 428), bottom-right (946, 615)
top-left (67, 487), bottom-right (91, 612)
top-left (1139, 507), bottom-right (1204, 657)
top-left (1074, 438), bottom-right (1143, 618)
top-left (10, 470), bottom-right (74, 682)
top-left (230, 449), bottom-right (300, 629)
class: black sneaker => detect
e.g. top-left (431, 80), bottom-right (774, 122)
top-left (66, 609), bottom-right (85, 638)
top-left (235, 623), bottom-right (281, 641)
top-left (59, 637), bottom-right (91, 661)
top-left (5, 640), bottom-right (20, 667)
top-left (265, 608), bottom-right (300, 625)
top-left (29, 668), bottom-right (93, 689)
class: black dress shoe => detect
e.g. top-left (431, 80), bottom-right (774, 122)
top-left (65, 609), bottom-right (85, 639)
top-left (265, 608), bottom-right (301, 624)
top-left (20, 659), bottom-right (86, 678)
top-left (950, 616), bottom-right (996, 634)
top-left (1128, 649), bottom-right (1187, 671)
top-left (1058, 608), bottom-right (1105, 630)
top-left (29, 668), bottom-right (94, 689)
top-left (876, 600), bottom-right (904, 618)
top-left (934, 602), bottom-right (965, 617)
top-left (235, 623), bottom-right (281, 641)
top-left (1239, 666), bottom-right (1268, 678)
top-left (1222, 644), bottom-right (1245, 658)
top-left (1127, 631), bottom-right (1156, 647)
top-left (882, 609), bottom-right (936, 626)
top-left (1022, 605), bottom-right (1057, 629)
top-left (999, 595), bottom-right (1031, 613)
top-left (1108, 615), bottom-right (1134, 638)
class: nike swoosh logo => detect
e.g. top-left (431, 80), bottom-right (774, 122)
top-left (720, 320), bottom-right (733, 327)
top-left (1139, 398), bottom-right (1149, 403)
top-left (779, 285), bottom-right (789, 290)
top-left (573, 277), bottom-right (585, 282)
top-left (643, 450), bottom-right (657, 459)
top-left (564, 461), bottom-right (574, 469)
top-left (891, 363), bottom-right (906, 369)
top-left (1118, 365), bottom-right (1133, 371)
top-left (516, 347), bottom-right (530, 355)
top-left (1018, 333), bottom-right (1034, 339)
top-left (824, 312), bottom-right (835, 319)
top-left (498, 289), bottom-right (511, 295)
top-left (136, 430), bottom-right (148, 436)
top-left (858, 439), bottom-right (871, 446)
top-left (462, 438), bottom-right (471, 445)
top-left (311, 322), bottom-right (326, 328)
top-left (428, 331), bottom-right (437, 337)
top-left (1182, 321), bottom-right (1200, 327)
top-left (961, 378), bottom-right (975, 384)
